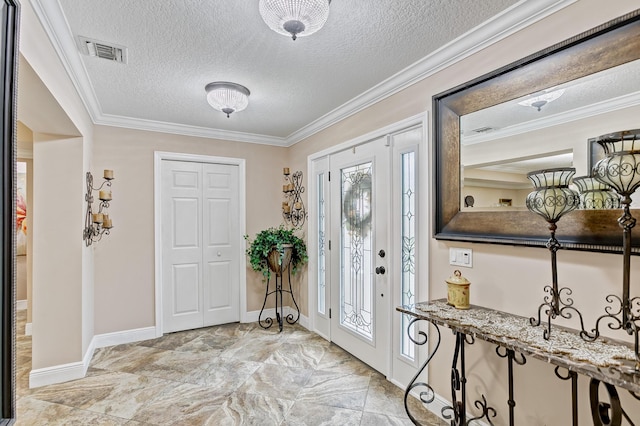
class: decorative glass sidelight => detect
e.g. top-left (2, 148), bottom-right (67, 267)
top-left (317, 173), bottom-right (326, 315)
top-left (340, 162), bottom-right (374, 339)
top-left (401, 151), bottom-right (416, 359)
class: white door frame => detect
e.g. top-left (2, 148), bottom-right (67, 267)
top-left (154, 151), bottom-right (247, 337)
top-left (307, 112), bottom-right (428, 379)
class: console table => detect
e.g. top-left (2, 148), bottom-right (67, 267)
top-left (397, 300), bottom-right (640, 425)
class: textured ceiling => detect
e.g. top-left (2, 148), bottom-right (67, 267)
top-left (39, 0), bottom-right (531, 144)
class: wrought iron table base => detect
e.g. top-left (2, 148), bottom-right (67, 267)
top-left (399, 302), bottom-right (640, 425)
top-left (258, 267), bottom-right (300, 332)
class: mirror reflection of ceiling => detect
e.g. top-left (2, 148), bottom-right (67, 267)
top-left (460, 59), bottom-right (640, 145)
top-left (469, 151), bottom-right (573, 176)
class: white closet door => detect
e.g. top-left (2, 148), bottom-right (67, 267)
top-left (161, 160), bottom-right (241, 333)
top-left (162, 160), bottom-right (204, 332)
top-left (202, 163), bottom-right (240, 326)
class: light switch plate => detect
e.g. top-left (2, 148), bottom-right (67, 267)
top-left (449, 248), bottom-right (473, 267)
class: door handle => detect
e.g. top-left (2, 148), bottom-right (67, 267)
top-left (378, 249), bottom-right (386, 258)
top-left (375, 266), bottom-right (386, 275)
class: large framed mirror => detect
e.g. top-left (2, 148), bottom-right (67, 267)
top-left (434, 9), bottom-right (640, 253)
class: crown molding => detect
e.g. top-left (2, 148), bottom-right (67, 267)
top-left (284, 0), bottom-right (577, 146)
top-left (28, 0), bottom-right (103, 123)
top-left (95, 114), bottom-right (287, 146)
top-left (30, 0), bottom-right (576, 147)
top-left (462, 91), bottom-right (640, 146)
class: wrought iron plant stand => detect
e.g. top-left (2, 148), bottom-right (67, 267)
top-left (258, 248), bottom-right (301, 332)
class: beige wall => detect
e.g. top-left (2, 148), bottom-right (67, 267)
top-left (18, 0), bottom-right (640, 420)
top-left (21, 0), bottom-right (95, 369)
top-left (31, 134), bottom-right (84, 368)
top-left (92, 125), bottom-right (288, 334)
top-left (288, 0), bottom-right (640, 423)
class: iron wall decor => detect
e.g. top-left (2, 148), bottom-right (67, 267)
top-left (83, 170), bottom-right (114, 246)
top-left (282, 168), bottom-right (306, 228)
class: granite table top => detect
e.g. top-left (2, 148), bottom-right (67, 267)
top-left (397, 299), bottom-right (640, 393)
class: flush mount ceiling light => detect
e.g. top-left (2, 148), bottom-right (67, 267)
top-left (259, 0), bottom-right (331, 41)
top-left (518, 88), bottom-right (565, 111)
top-left (205, 82), bottom-right (250, 118)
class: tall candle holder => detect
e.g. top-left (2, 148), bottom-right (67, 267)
top-left (584, 129), bottom-right (640, 370)
top-left (526, 168), bottom-right (584, 339)
top-left (572, 176), bottom-right (621, 210)
top-left (282, 168), bottom-right (306, 228)
top-left (83, 170), bottom-right (114, 246)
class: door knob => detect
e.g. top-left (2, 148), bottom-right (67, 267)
top-left (378, 249), bottom-right (386, 258)
top-left (375, 266), bottom-right (386, 275)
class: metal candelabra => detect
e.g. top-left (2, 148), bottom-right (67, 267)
top-left (282, 168), bottom-right (306, 228)
top-left (582, 129), bottom-right (640, 371)
top-left (83, 170), bottom-right (114, 246)
top-left (525, 168), bottom-right (585, 339)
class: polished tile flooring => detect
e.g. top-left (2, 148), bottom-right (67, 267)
top-left (16, 310), bottom-right (445, 425)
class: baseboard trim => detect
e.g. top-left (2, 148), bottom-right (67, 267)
top-left (29, 326), bottom-right (157, 388)
top-left (16, 299), bottom-right (27, 311)
top-left (93, 326), bottom-right (158, 349)
top-left (27, 315), bottom-right (310, 389)
top-left (25, 322), bottom-right (32, 336)
top-left (29, 361), bottom-right (86, 388)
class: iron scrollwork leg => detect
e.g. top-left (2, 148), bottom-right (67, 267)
top-left (589, 379), bottom-right (630, 426)
top-left (442, 332), bottom-right (482, 425)
top-left (258, 267), bottom-right (299, 331)
top-left (285, 267), bottom-right (300, 325)
top-left (555, 367), bottom-right (578, 426)
top-left (258, 276), bottom-right (275, 329)
top-left (403, 318), bottom-right (441, 425)
top-left (495, 347), bottom-right (526, 426)
top-left (276, 273), bottom-right (283, 331)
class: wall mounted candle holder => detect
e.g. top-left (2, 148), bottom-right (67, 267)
top-left (282, 168), bottom-right (306, 228)
top-left (83, 169), bottom-right (114, 246)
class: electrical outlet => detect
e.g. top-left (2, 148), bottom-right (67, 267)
top-left (449, 248), bottom-right (473, 267)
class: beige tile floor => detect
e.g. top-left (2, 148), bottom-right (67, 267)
top-left (15, 310), bottom-right (445, 425)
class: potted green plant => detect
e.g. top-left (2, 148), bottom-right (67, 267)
top-left (245, 225), bottom-right (308, 280)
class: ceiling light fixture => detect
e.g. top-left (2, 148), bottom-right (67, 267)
top-left (259, 0), bottom-right (331, 41)
top-left (205, 82), bottom-right (250, 118)
top-left (518, 88), bottom-right (565, 111)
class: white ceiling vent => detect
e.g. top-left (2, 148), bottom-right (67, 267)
top-left (471, 126), bottom-right (496, 133)
top-left (78, 36), bottom-right (127, 64)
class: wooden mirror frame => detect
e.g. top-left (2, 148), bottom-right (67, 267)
top-left (434, 10), bottom-right (640, 253)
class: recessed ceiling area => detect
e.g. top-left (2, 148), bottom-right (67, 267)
top-left (27, 0), bottom-right (569, 145)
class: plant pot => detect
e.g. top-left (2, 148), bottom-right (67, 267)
top-left (267, 244), bottom-right (293, 276)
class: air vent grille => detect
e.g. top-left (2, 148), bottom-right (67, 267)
top-left (78, 36), bottom-right (127, 64)
top-left (472, 126), bottom-right (495, 133)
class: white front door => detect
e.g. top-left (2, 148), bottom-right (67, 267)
top-left (329, 137), bottom-right (390, 374)
top-left (161, 160), bottom-right (240, 333)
